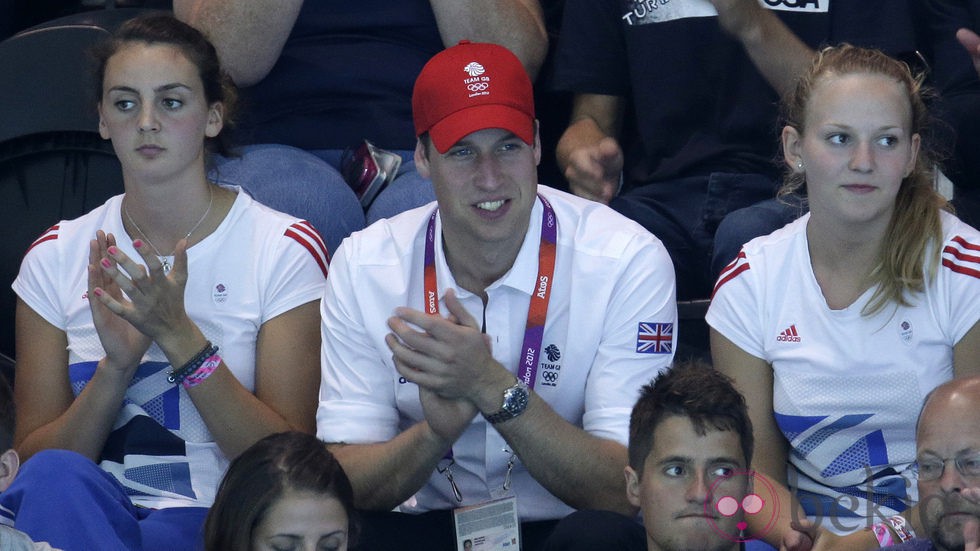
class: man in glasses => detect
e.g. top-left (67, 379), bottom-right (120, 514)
top-left (884, 376), bottom-right (980, 550)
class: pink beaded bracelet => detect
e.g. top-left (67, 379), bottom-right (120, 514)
top-left (181, 354), bottom-right (221, 389)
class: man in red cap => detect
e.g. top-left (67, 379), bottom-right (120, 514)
top-left (316, 40), bottom-right (677, 551)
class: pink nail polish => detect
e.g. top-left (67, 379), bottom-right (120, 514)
top-left (94, 288), bottom-right (103, 297)
top-left (133, 240), bottom-right (142, 249)
top-left (107, 246), bottom-right (118, 255)
top-left (101, 258), bottom-right (111, 268)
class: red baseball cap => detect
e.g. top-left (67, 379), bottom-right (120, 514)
top-left (413, 40), bottom-right (535, 153)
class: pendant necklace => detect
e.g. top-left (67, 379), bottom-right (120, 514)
top-left (123, 185), bottom-right (214, 275)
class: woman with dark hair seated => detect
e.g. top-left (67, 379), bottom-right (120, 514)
top-left (205, 431), bottom-right (355, 551)
top-left (2, 13), bottom-right (327, 550)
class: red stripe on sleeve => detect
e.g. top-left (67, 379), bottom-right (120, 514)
top-left (24, 225), bottom-right (60, 256)
top-left (285, 222), bottom-right (329, 279)
top-left (712, 252), bottom-right (750, 299)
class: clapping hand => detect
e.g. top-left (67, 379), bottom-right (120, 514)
top-left (90, 232), bottom-right (194, 365)
top-left (88, 231), bottom-right (151, 374)
top-left (386, 290), bottom-right (499, 443)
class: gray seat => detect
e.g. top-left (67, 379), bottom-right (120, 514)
top-left (0, 9), bottom-right (160, 359)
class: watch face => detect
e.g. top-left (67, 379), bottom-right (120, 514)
top-left (503, 385), bottom-right (529, 414)
top-left (485, 382), bottom-right (530, 424)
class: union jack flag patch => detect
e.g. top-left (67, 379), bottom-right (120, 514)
top-left (636, 322), bottom-right (673, 354)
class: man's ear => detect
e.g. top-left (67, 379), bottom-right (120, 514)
top-left (415, 138), bottom-right (430, 179)
top-left (0, 448), bottom-right (20, 492)
top-left (625, 465), bottom-right (642, 509)
top-left (532, 120), bottom-right (541, 167)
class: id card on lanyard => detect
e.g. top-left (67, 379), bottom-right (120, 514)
top-left (424, 194), bottom-right (557, 508)
top-left (452, 496), bottom-right (520, 551)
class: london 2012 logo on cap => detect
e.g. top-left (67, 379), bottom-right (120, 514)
top-left (463, 61), bottom-right (490, 97)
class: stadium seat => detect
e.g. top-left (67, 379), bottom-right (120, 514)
top-left (0, 8), bottom-right (161, 359)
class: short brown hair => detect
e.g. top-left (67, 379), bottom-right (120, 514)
top-left (628, 360), bottom-right (752, 474)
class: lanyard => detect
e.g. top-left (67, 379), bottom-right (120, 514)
top-left (423, 194), bottom-right (557, 390)
top-left (425, 194), bottom-right (558, 502)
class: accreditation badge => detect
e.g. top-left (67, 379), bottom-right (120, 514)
top-left (453, 496), bottom-right (521, 550)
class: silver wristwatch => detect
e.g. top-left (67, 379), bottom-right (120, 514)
top-left (483, 379), bottom-right (530, 425)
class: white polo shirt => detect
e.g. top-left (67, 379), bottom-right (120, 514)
top-left (317, 185), bottom-right (676, 520)
top-left (708, 211), bottom-right (980, 532)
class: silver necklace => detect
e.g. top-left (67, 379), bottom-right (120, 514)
top-left (123, 185), bottom-right (214, 274)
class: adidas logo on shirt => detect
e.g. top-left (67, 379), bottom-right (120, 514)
top-left (776, 324), bottom-right (801, 342)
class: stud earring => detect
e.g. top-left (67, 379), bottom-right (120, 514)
top-left (796, 160), bottom-right (805, 170)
